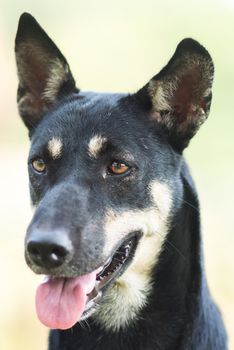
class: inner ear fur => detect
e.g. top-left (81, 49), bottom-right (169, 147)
top-left (136, 38), bottom-right (214, 151)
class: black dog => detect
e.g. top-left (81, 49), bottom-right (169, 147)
top-left (15, 13), bottom-right (227, 350)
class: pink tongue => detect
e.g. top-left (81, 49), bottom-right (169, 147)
top-left (35, 271), bottom-right (97, 329)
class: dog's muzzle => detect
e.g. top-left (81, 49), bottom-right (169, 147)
top-left (24, 223), bottom-right (141, 330)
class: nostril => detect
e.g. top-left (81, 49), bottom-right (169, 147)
top-left (27, 242), bottom-right (43, 265)
top-left (49, 246), bottom-right (68, 263)
top-left (28, 244), bottom-right (40, 258)
top-left (27, 240), bottom-right (71, 269)
top-left (51, 246), bottom-right (67, 258)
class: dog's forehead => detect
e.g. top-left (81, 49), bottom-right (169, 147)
top-left (31, 92), bottom-right (152, 153)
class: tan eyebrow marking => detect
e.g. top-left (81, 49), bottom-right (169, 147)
top-left (88, 135), bottom-right (107, 158)
top-left (47, 137), bottom-right (63, 159)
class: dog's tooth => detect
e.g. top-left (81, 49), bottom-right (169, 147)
top-left (97, 266), bottom-right (104, 274)
top-left (125, 248), bottom-right (130, 255)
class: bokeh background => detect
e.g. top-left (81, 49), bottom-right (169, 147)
top-left (0, 0), bottom-right (233, 349)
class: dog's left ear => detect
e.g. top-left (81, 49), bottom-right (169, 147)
top-left (15, 13), bottom-right (78, 130)
top-left (136, 39), bottom-right (214, 151)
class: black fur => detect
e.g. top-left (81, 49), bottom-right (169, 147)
top-left (15, 13), bottom-right (227, 350)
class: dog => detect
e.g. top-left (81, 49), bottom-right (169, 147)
top-left (15, 13), bottom-right (227, 350)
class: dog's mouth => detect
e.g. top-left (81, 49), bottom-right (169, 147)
top-left (97, 234), bottom-right (139, 289)
top-left (35, 234), bottom-right (140, 330)
top-left (84, 234), bottom-right (139, 313)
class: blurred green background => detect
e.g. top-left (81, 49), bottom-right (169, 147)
top-left (0, 0), bottom-right (233, 349)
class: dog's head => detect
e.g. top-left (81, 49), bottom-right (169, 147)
top-left (15, 13), bottom-right (214, 331)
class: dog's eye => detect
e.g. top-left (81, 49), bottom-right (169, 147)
top-left (108, 161), bottom-right (130, 175)
top-left (32, 158), bottom-right (46, 173)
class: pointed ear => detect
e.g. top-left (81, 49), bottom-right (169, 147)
top-left (15, 13), bottom-right (78, 130)
top-left (136, 38), bottom-right (214, 151)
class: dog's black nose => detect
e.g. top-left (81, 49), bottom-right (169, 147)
top-left (26, 231), bottom-right (72, 269)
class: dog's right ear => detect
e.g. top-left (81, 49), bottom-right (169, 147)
top-left (134, 39), bottom-right (214, 152)
top-left (15, 13), bottom-right (78, 130)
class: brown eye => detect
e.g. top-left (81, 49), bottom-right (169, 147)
top-left (109, 161), bottom-right (130, 175)
top-left (32, 158), bottom-right (46, 173)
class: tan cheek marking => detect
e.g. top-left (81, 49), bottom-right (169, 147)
top-left (103, 182), bottom-right (172, 256)
top-left (95, 182), bottom-right (172, 331)
top-left (47, 137), bottom-right (63, 159)
top-left (149, 181), bottom-right (172, 219)
top-left (103, 209), bottom-right (158, 257)
top-left (88, 135), bottom-right (107, 158)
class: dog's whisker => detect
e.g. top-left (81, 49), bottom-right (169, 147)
top-left (78, 319), bottom-right (91, 331)
top-left (155, 229), bottom-right (187, 261)
top-left (182, 199), bottom-right (200, 213)
top-left (82, 318), bottom-right (91, 332)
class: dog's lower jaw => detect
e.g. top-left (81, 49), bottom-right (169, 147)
top-left (93, 268), bottom-right (153, 332)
